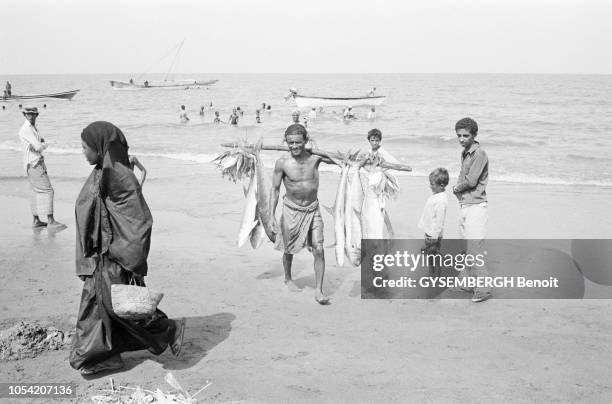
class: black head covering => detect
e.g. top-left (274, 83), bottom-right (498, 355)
top-left (81, 121), bottom-right (130, 167)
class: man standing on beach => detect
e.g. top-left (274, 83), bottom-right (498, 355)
top-left (270, 124), bottom-right (333, 305)
top-left (18, 107), bottom-right (66, 230)
top-left (452, 117), bottom-right (491, 303)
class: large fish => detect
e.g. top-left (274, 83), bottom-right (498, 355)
top-left (253, 137), bottom-right (276, 242)
top-left (238, 168), bottom-right (258, 247)
top-left (361, 166), bottom-right (398, 239)
top-left (361, 167), bottom-right (386, 239)
top-left (249, 219), bottom-right (266, 248)
top-left (344, 164), bottom-right (364, 266)
top-left (332, 160), bottom-right (351, 267)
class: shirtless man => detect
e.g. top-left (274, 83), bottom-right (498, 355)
top-left (228, 108), bottom-right (239, 125)
top-left (270, 124), bottom-right (334, 305)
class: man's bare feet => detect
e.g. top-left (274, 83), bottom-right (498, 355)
top-left (315, 290), bottom-right (330, 305)
top-left (285, 280), bottom-right (302, 292)
top-left (32, 221), bottom-right (47, 229)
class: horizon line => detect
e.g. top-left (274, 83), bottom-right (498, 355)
top-left (2, 72), bottom-right (612, 76)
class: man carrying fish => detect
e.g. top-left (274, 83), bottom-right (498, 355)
top-left (270, 124), bottom-right (334, 305)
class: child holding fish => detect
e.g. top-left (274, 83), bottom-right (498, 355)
top-left (360, 129), bottom-right (400, 238)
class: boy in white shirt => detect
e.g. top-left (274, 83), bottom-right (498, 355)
top-left (418, 168), bottom-right (449, 275)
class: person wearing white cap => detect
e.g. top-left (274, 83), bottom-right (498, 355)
top-left (18, 106), bottom-right (66, 230)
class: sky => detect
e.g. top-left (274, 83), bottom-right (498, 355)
top-left (1, 0), bottom-right (611, 74)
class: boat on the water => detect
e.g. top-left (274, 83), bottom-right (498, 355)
top-left (109, 39), bottom-right (218, 91)
top-left (1, 89), bottom-right (80, 102)
top-left (292, 94), bottom-right (386, 109)
top-left (286, 89), bottom-right (386, 108)
top-left (109, 79), bottom-right (218, 90)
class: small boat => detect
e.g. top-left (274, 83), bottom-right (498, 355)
top-left (109, 79), bottom-right (218, 90)
top-left (1, 89), bottom-right (80, 102)
top-left (286, 90), bottom-right (386, 108)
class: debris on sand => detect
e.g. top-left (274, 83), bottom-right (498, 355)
top-left (90, 373), bottom-right (213, 404)
top-left (0, 321), bottom-right (73, 361)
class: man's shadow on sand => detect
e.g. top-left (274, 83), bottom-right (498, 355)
top-left (85, 312), bottom-right (235, 378)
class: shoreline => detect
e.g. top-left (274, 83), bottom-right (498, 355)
top-left (3, 147), bottom-right (612, 189)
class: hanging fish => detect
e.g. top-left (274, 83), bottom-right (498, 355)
top-left (344, 162), bottom-right (364, 266)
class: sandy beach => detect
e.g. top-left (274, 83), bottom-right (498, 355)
top-left (1, 150), bottom-right (612, 403)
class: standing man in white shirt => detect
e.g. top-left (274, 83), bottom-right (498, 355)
top-left (18, 107), bottom-right (66, 230)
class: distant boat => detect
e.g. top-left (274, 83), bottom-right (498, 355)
top-left (1, 89), bottom-right (79, 102)
top-left (292, 94), bottom-right (386, 109)
top-left (109, 79), bottom-right (218, 90)
top-left (285, 89), bottom-right (386, 108)
top-left (109, 39), bottom-right (218, 91)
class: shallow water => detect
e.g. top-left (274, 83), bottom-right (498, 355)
top-left (1, 73), bottom-right (611, 186)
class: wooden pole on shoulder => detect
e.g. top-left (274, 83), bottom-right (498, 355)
top-left (220, 143), bottom-right (412, 172)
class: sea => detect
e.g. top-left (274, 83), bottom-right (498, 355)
top-left (1, 73), bottom-right (612, 187)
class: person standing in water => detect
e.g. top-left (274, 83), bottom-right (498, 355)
top-left (228, 108), bottom-right (239, 125)
top-left (179, 105), bottom-right (190, 123)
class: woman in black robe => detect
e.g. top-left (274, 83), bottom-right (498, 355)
top-left (70, 121), bottom-right (185, 375)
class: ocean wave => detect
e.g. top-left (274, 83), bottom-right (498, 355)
top-left (490, 173), bottom-right (612, 187)
top-left (0, 141), bottom-right (83, 156)
top-left (0, 141), bottom-right (20, 152)
top-left (316, 166), bottom-right (612, 186)
top-left (3, 142), bottom-right (611, 188)
top-left (138, 151), bottom-right (219, 164)
top-left (386, 135), bottom-right (546, 148)
top-left (567, 153), bottom-right (612, 163)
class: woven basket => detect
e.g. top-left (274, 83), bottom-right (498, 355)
top-left (111, 283), bottom-right (164, 321)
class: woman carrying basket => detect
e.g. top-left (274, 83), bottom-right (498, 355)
top-left (69, 121), bottom-right (185, 375)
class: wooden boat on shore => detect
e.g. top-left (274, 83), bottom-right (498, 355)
top-left (109, 79), bottom-right (218, 90)
top-left (1, 89), bottom-right (79, 102)
top-left (288, 93), bottom-right (386, 109)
